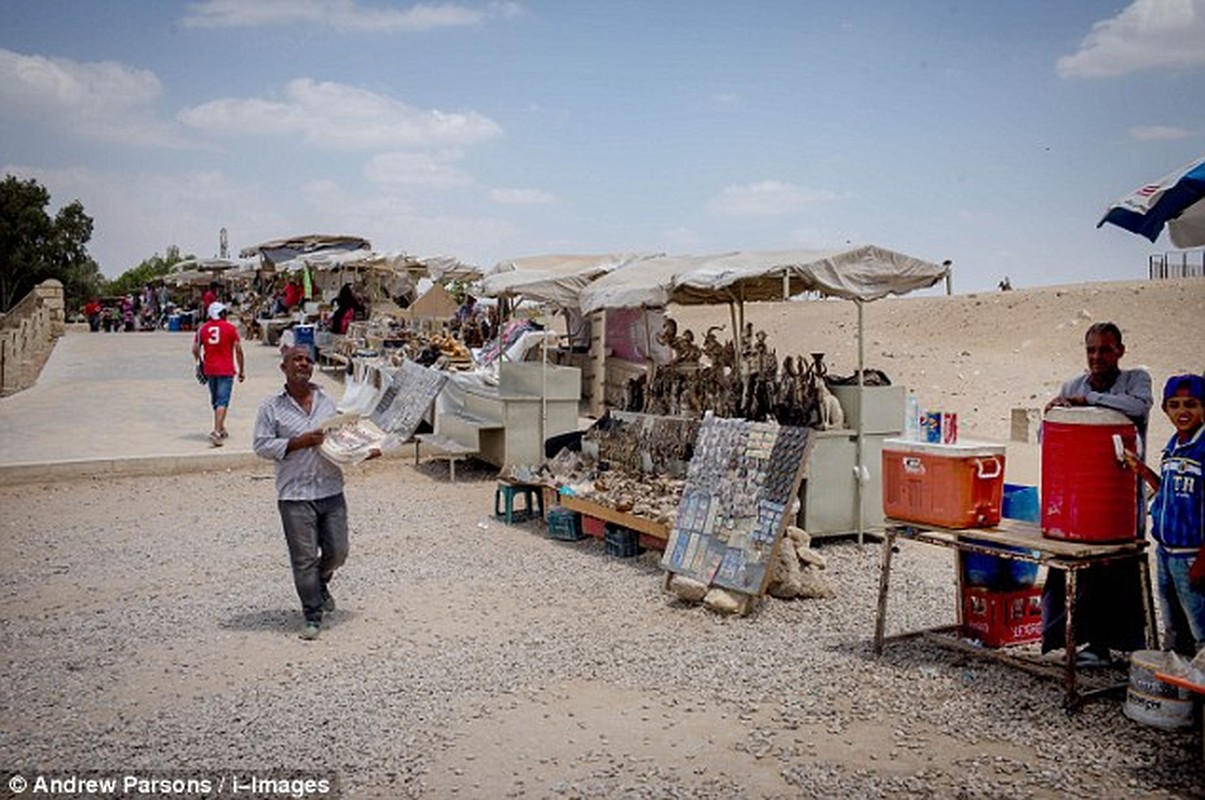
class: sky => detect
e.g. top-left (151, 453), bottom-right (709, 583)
top-left (2, 0), bottom-right (1203, 292)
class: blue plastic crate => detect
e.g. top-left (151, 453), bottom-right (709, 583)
top-left (604, 526), bottom-right (641, 557)
top-left (962, 483), bottom-right (1040, 589)
top-left (547, 507), bottom-right (583, 541)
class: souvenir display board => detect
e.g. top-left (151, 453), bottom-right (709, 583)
top-left (320, 359), bottom-right (447, 465)
top-left (661, 415), bottom-right (813, 595)
top-left (370, 359), bottom-right (448, 439)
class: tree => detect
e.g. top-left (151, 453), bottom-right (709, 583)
top-left (0, 174), bottom-right (104, 312)
top-left (106, 248), bottom-right (191, 297)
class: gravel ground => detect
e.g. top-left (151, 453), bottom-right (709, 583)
top-left (1, 459), bottom-right (1201, 799)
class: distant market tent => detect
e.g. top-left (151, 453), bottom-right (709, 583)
top-left (239, 234), bottom-right (372, 267)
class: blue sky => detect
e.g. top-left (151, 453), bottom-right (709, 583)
top-left (2, 1), bottom-right (1203, 290)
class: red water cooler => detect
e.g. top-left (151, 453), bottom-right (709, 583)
top-left (1041, 406), bottom-right (1138, 542)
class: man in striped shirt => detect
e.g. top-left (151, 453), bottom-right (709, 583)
top-left (253, 345), bottom-right (373, 641)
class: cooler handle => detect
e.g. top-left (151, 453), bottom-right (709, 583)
top-left (975, 456), bottom-right (1002, 480)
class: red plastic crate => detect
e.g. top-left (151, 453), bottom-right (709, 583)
top-left (581, 515), bottom-right (606, 538)
top-left (961, 584), bottom-right (1043, 648)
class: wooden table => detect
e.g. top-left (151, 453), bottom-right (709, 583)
top-left (558, 495), bottom-right (669, 541)
top-left (873, 517), bottom-right (1157, 709)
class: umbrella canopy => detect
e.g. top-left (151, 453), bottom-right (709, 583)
top-left (1098, 155), bottom-right (1205, 248)
top-left (481, 252), bottom-right (661, 308)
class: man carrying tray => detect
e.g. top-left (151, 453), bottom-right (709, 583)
top-left (253, 345), bottom-right (378, 641)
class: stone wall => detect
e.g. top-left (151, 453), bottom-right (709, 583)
top-left (0, 279), bottom-right (65, 395)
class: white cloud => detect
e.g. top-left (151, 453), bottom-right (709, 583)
top-left (181, 0), bottom-right (519, 32)
top-left (366, 151), bottom-right (473, 187)
top-left (489, 187), bottom-right (554, 205)
top-left (1129, 125), bottom-right (1194, 141)
top-left (708, 180), bottom-right (835, 218)
top-left (177, 78), bottom-right (503, 150)
top-left (1057, 0), bottom-right (1205, 78)
top-left (0, 48), bottom-right (192, 147)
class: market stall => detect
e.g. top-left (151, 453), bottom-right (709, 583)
top-left (578, 245), bottom-right (952, 541)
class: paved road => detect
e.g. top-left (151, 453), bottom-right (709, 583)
top-left (0, 326), bottom-right (344, 480)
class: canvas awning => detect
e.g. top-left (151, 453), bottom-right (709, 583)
top-left (579, 245), bottom-right (950, 312)
top-left (481, 252), bottom-right (661, 309)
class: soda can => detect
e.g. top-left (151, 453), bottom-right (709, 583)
top-left (941, 412), bottom-right (959, 444)
top-left (921, 411), bottom-right (943, 443)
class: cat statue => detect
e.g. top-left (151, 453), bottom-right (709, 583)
top-left (816, 379), bottom-right (845, 431)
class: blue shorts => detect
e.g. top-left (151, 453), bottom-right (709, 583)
top-left (207, 376), bottom-right (234, 409)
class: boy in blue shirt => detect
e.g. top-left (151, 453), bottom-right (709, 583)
top-left (1125, 374), bottom-right (1205, 656)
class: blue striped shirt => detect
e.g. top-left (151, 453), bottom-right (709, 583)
top-left (253, 384), bottom-right (344, 501)
top-left (1149, 426), bottom-right (1205, 552)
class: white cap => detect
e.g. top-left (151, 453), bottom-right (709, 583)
top-left (208, 301), bottom-right (227, 320)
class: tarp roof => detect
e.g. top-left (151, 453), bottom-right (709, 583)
top-left (579, 245), bottom-right (950, 313)
top-left (239, 234), bottom-right (371, 264)
top-left (480, 252), bottom-right (661, 308)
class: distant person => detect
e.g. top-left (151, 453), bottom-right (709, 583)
top-left (282, 278), bottom-right (304, 311)
top-left (329, 283), bottom-right (365, 335)
top-left (1041, 321), bottom-right (1153, 665)
top-left (201, 282), bottom-right (220, 314)
top-left (192, 302), bottom-right (245, 446)
top-left (998, 276), bottom-right (1012, 291)
top-left (83, 298), bottom-right (102, 332)
top-left (252, 346), bottom-right (377, 640)
top-left (121, 295), bottom-right (135, 332)
top-left (1124, 374), bottom-right (1205, 656)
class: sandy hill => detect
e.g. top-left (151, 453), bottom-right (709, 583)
top-left (673, 278), bottom-right (1204, 460)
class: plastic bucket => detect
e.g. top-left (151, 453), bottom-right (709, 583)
top-left (1041, 407), bottom-right (1137, 542)
top-left (167, 315), bottom-right (181, 332)
top-left (1124, 650), bottom-right (1193, 730)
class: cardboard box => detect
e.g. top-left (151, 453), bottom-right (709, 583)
top-left (882, 438), bottom-right (1006, 528)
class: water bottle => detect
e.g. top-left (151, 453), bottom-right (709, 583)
top-left (904, 392), bottom-right (920, 440)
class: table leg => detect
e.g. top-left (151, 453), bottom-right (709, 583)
top-left (1137, 549), bottom-right (1158, 649)
top-left (1063, 567), bottom-right (1079, 709)
top-left (873, 530), bottom-right (896, 657)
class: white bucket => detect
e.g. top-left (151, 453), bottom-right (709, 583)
top-left (1124, 650), bottom-right (1193, 730)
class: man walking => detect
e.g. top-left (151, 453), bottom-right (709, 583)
top-left (192, 302), bottom-right (245, 446)
top-left (253, 346), bottom-right (373, 640)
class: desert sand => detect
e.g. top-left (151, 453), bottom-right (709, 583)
top-left (0, 278), bottom-right (1202, 799)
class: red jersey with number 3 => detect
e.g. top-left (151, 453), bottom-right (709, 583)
top-left (196, 319), bottom-right (240, 377)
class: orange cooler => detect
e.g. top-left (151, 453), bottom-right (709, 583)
top-left (1041, 406), bottom-right (1137, 542)
top-left (882, 439), bottom-right (1007, 528)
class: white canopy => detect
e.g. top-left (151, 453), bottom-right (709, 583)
top-left (481, 252), bottom-right (661, 308)
top-left (580, 245), bottom-right (949, 312)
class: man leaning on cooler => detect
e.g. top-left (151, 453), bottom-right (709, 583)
top-left (1041, 321), bottom-right (1153, 666)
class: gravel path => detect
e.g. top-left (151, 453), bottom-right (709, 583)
top-left (1, 459), bottom-right (1200, 799)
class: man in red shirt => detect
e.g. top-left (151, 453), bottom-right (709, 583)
top-left (192, 302), bottom-right (245, 446)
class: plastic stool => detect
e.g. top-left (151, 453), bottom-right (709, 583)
top-left (494, 482), bottom-right (544, 524)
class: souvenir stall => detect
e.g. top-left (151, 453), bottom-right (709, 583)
top-left (479, 252), bottom-right (664, 416)
top-left (575, 245), bottom-right (951, 542)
